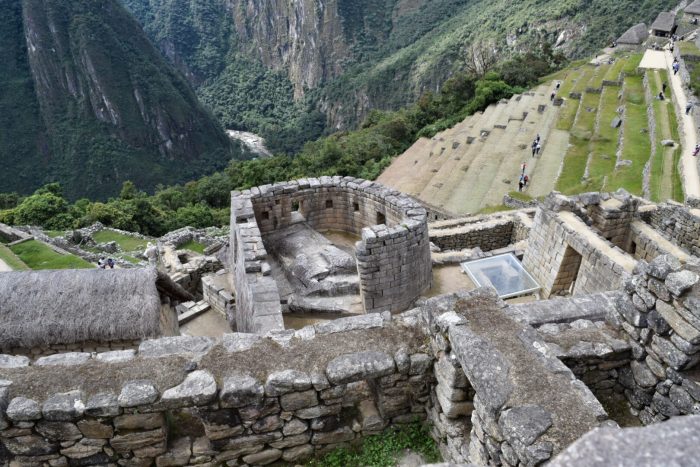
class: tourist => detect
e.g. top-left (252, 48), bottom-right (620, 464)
top-left (521, 162), bottom-right (527, 175)
top-left (687, 102), bottom-right (694, 115)
top-left (659, 92), bottom-right (665, 101)
top-left (531, 142), bottom-right (537, 157)
top-left (107, 258), bottom-right (115, 269)
top-left (518, 176), bottom-right (525, 192)
top-left (556, 81), bottom-right (561, 90)
top-left (536, 143), bottom-right (542, 155)
top-left (524, 174), bottom-right (529, 187)
top-left (550, 91), bottom-right (556, 101)
top-left (673, 61), bottom-right (680, 75)
top-left (98, 257), bottom-right (106, 269)
top-left (663, 82), bottom-right (667, 93)
top-left (535, 133), bottom-right (541, 144)
top-left (694, 145), bottom-right (700, 157)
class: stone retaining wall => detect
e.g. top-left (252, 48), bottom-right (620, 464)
top-left (607, 254), bottom-right (700, 424)
top-left (648, 201), bottom-right (700, 257)
top-left (202, 272), bottom-right (235, 318)
top-left (0, 313), bottom-right (432, 466)
top-left (230, 177), bottom-right (432, 317)
top-left (428, 210), bottom-right (534, 252)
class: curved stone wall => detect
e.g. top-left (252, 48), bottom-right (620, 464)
top-left (230, 176), bottom-right (432, 332)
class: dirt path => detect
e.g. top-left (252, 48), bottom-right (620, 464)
top-left (0, 258), bottom-right (11, 272)
top-left (653, 70), bottom-right (677, 201)
top-left (664, 49), bottom-right (700, 199)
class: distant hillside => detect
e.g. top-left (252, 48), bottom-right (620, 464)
top-left (0, 0), bottom-right (240, 200)
top-left (121, 0), bottom-right (680, 140)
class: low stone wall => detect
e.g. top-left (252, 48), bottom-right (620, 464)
top-left (608, 254), bottom-right (700, 424)
top-left (428, 210), bottom-right (534, 252)
top-left (648, 201), bottom-right (700, 257)
top-left (0, 313), bottom-right (431, 465)
top-left (1, 340), bottom-right (141, 360)
top-left (231, 177), bottom-right (432, 317)
top-left (202, 272), bottom-right (235, 317)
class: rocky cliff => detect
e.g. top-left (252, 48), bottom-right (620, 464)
top-left (0, 0), bottom-right (238, 200)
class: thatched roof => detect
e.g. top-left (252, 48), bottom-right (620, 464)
top-left (0, 267), bottom-right (188, 349)
top-left (686, 0), bottom-right (700, 15)
top-left (651, 12), bottom-right (676, 32)
top-left (617, 23), bottom-right (649, 45)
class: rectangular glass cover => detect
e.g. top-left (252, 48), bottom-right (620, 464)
top-left (461, 253), bottom-right (540, 299)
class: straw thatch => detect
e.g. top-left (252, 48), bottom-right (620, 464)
top-left (686, 0), bottom-right (700, 16)
top-left (617, 23), bottom-right (649, 45)
top-left (0, 267), bottom-right (182, 350)
top-left (651, 12), bottom-right (676, 33)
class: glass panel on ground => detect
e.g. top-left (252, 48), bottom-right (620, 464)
top-left (461, 253), bottom-right (540, 299)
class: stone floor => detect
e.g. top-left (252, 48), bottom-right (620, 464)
top-left (180, 309), bottom-right (231, 337)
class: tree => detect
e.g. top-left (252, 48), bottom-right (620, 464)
top-left (13, 192), bottom-right (71, 227)
top-left (119, 181), bottom-right (141, 200)
top-left (463, 41), bottom-right (498, 79)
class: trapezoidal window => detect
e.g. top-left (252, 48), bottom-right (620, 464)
top-left (292, 201), bottom-right (300, 212)
top-left (326, 200), bottom-right (333, 209)
top-left (354, 202), bottom-right (360, 212)
top-left (376, 211), bottom-right (386, 225)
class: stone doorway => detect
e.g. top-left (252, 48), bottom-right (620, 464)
top-left (551, 245), bottom-right (583, 295)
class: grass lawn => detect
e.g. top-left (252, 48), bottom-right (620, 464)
top-left (589, 87), bottom-right (622, 191)
top-left (478, 204), bottom-right (513, 215)
top-left (44, 230), bottom-right (67, 238)
top-left (556, 90), bottom-right (599, 194)
top-left (177, 240), bottom-right (206, 254)
top-left (608, 75), bottom-right (650, 195)
top-left (571, 66), bottom-right (597, 94)
top-left (92, 229), bottom-right (150, 252)
top-left (117, 253), bottom-right (143, 265)
top-left (10, 240), bottom-right (93, 270)
top-left (589, 64), bottom-right (611, 89)
top-left (603, 57), bottom-right (628, 83)
top-left (621, 53), bottom-right (643, 76)
top-left (0, 243), bottom-right (29, 270)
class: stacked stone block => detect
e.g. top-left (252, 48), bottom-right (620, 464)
top-left (428, 210), bottom-right (534, 252)
top-left (0, 315), bottom-right (434, 465)
top-left (202, 272), bottom-right (235, 318)
top-left (230, 176), bottom-right (432, 315)
top-left (648, 201), bottom-right (700, 257)
top-left (609, 254), bottom-right (700, 424)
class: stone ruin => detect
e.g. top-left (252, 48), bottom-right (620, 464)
top-left (2, 183), bottom-right (700, 465)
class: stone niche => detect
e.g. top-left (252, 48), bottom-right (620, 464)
top-left (229, 176), bottom-right (432, 333)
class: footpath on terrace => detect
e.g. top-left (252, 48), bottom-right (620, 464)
top-left (665, 48), bottom-right (700, 198)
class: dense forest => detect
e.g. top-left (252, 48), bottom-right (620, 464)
top-left (0, 50), bottom-right (561, 236)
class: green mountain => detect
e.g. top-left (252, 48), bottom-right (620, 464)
top-left (121, 0), bottom-right (679, 141)
top-left (0, 0), bottom-right (240, 200)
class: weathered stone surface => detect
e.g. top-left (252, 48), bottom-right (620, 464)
top-left (655, 300), bottom-right (700, 344)
top-left (666, 271), bottom-right (699, 297)
top-left (221, 333), bottom-right (263, 353)
top-left (252, 415), bottom-right (283, 433)
top-left (436, 386), bottom-right (473, 418)
top-left (325, 351), bottom-right (395, 384)
top-left (394, 348), bottom-right (411, 374)
top-left (95, 350), bottom-right (136, 363)
top-left (314, 314), bottom-right (384, 335)
top-left (155, 437), bottom-right (191, 466)
top-left (630, 360), bottom-right (658, 388)
top-left (77, 419), bottom-right (114, 438)
top-left (0, 354), bottom-right (30, 369)
top-left (139, 336), bottom-right (215, 358)
top-left (2, 435), bottom-right (58, 456)
top-left (85, 393), bottom-right (120, 417)
top-left (6, 397), bottom-right (41, 421)
top-left (652, 392), bottom-right (681, 417)
top-left (311, 426), bottom-right (355, 444)
top-left (161, 370), bottom-right (217, 408)
top-left (282, 444), bottom-right (314, 462)
top-left (434, 355), bottom-right (468, 388)
top-left (60, 438), bottom-right (106, 459)
top-left (647, 255), bottom-right (681, 280)
top-left (283, 418), bottom-right (308, 436)
top-left (43, 390), bottom-right (85, 421)
top-left (409, 353), bottom-right (433, 375)
top-left (114, 413), bottom-right (164, 431)
top-left (196, 409), bottom-right (243, 441)
top-left (118, 380), bottom-right (159, 407)
top-left (270, 432), bottom-right (312, 449)
top-left (652, 336), bottom-right (693, 370)
top-left (358, 399), bottom-right (385, 432)
top-left (265, 370), bottom-right (312, 396)
top-left (242, 448), bottom-right (282, 465)
top-left (449, 325), bottom-right (512, 412)
top-left (110, 428), bottom-right (166, 453)
top-left (35, 353), bottom-right (91, 367)
top-left (221, 373), bottom-right (264, 408)
top-left (238, 397), bottom-right (281, 421)
top-left (295, 404), bottom-right (341, 419)
top-left (669, 385), bottom-right (695, 413)
top-left (499, 405), bottom-right (553, 446)
top-left (35, 421), bottom-right (82, 441)
top-left (280, 389), bottom-right (318, 411)
top-left (616, 295), bottom-right (647, 327)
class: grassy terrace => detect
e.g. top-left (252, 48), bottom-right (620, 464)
top-left (177, 240), bottom-right (206, 254)
top-left (10, 240), bottom-right (93, 270)
top-left (648, 69), bottom-right (684, 202)
top-left (608, 74), bottom-right (650, 195)
top-left (589, 87), bottom-right (622, 191)
top-left (588, 63), bottom-right (611, 90)
top-left (0, 243), bottom-right (29, 270)
top-left (92, 229), bottom-right (150, 252)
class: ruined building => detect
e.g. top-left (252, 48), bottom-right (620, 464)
top-left (1, 178), bottom-right (700, 465)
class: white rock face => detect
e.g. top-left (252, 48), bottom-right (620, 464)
top-left (227, 130), bottom-right (273, 158)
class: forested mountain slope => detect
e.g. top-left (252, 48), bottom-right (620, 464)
top-left (0, 0), bottom-right (239, 200)
top-left (122, 0), bottom-right (680, 143)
